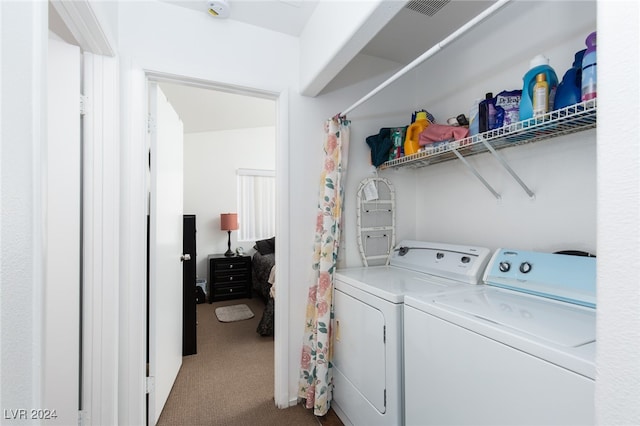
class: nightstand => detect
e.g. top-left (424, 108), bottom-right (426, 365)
top-left (208, 254), bottom-right (252, 302)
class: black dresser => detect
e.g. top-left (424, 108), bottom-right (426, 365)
top-left (208, 254), bottom-right (252, 302)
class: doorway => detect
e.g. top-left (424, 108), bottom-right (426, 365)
top-left (145, 74), bottom-right (285, 423)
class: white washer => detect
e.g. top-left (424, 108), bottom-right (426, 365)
top-left (404, 249), bottom-right (597, 426)
top-left (332, 240), bottom-right (492, 426)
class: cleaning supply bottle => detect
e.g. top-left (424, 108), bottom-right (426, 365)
top-left (404, 111), bottom-right (430, 156)
top-left (532, 73), bottom-right (549, 117)
top-left (468, 98), bottom-right (481, 139)
top-left (581, 31), bottom-right (597, 101)
top-left (478, 92), bottom-right (496, 133)
top-left (519, 54), bottom-right (558, 121)
top-left (555, 49), bottom-right (586, 109)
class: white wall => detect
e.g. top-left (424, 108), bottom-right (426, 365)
top-left (327, 53), bottom-right (417, 269)
top-left (115, 0), bottom-right (336, 410)
top-left (183, 126), bottom-right (276, 280)
top-left (0, 1), bottom-right (47, 417)
top-left (401, 1), bottom-right (597, 254)
top-left (412, 133), bottom-right (596, 253)
top-left (596, 1), bottom-right (640, 423)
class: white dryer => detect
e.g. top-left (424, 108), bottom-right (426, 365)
top-left (331, 240), bottom-right (492, 426)
top-left (404, 249), bottom-right (597, 426)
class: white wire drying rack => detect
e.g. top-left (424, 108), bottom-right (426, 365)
top-left (378, 99), bottom-right (597, 199)
top-left (356, 177), bottom-right (396, 267)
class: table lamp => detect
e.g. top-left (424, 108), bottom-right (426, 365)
top-left (220, 213), bottom-right (238, 257)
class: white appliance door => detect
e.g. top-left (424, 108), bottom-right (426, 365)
top-left (404, 305), bottom-right (595, 426)
top-left (44, 36), bottom-right (81, 426)
top-left (333, 289), bottom-right (386, 413)
top-left (148, 83), bottom-right (184, 425)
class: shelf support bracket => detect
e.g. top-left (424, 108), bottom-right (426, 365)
top-left (480, 139), bottom-right (535, 199)
top-left (451, 149), bottom-right (501, 200)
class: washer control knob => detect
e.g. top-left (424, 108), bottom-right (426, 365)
top-left (499, 261), bottom-right (511, 272)
top-left (461, 256), bottom-right (471, 264)
top-left (519, 262), bottom-right (532, 274)
top-left (436, 252), bottom-right (444, 259)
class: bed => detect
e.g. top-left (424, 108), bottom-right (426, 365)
top-left (252, 237), bottom-right (276, 336)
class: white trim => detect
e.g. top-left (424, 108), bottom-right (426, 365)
top-left (273, 89), bottom-right (290, 408)
top-left (82, 51), bottom-right (120, 425)
top-left (50, 0), bottom-right (114, 56)
top-left (118, 62), bottom-right (148, 426)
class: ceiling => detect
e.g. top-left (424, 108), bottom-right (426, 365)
top-left (157, 82), bottom-right (276, 133)
top-left (158, 0), bottom-right (496, 132)
top-left (163, 0), bottom-right (319, 37)
top-left (164, 0), bottom-right (495, 64)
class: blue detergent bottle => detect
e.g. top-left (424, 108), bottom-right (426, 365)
top-left (519, 54), bottom-right (559, 121)
top-left (555, 49), bottom-right (586, 110)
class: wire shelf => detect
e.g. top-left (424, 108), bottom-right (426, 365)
top-left (379, 99), bottom-right (597, 171)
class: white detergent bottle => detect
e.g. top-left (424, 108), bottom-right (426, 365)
top-left (469, 99), bottom-right (481, 140)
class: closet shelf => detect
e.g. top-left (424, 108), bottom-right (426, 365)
top-left (378, 99), bottom-right (597, 171)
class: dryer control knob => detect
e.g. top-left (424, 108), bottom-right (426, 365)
top-left (461, 256), bottom-right (471, 264)
top-left (436, 252), bottom-right (444, 259)
top-left (499, 261), bottom-right (511, 272)
top-left (519, 262), bottom-right (532, 274)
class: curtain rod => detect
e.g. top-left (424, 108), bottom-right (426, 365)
top-left (339, 0), bottom-right (512, 118)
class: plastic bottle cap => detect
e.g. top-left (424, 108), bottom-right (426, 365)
top-left (536, 73), bottom-right (547, 82)
top-left (530, 54), bottom-right (550, 68)
top-left (416, 111), bottom-right (428, 121)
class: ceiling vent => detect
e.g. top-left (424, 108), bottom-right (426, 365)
top-left (405, 0), bottom-right (450, 17)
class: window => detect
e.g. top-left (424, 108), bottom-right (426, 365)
top-left (237, 169), bottom-right (275, 242)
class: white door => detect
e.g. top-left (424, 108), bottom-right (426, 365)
top-left (148, 83), bottom-right (184, 425)
top-left (44, 37), bottom-right (81, 425)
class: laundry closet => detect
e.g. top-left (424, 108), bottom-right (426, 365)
top-left (340, 0), bottom-right (597, 265)
top-left (331, 1), bottom-right (598, 425)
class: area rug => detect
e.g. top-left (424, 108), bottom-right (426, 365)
top-left (215, 304), bottom-right (255, 322)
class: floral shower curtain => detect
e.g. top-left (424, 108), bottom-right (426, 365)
top-left (298, 116), bottom-right (350, 416)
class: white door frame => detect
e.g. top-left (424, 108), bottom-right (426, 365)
top-left (81, 51), bottom-right (120, 425)
top-left (50, 1), bottom-right (119, 424)
top-left (141, 71), bottom-right (292, 409)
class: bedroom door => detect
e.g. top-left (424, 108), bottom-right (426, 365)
top-left (148, 82), bottom-right (184, 425)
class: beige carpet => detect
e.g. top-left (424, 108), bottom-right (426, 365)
top-left (156, 297), bottom-right (339, 426)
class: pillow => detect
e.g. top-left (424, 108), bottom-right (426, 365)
top-left (254, 237), bottom-right (275, 255)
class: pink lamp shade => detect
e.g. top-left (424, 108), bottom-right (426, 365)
top-left (220, 213), bottom-right (238, 231)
